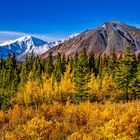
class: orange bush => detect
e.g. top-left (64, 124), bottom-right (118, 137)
top-left (0, 101), bottom-right (139, 140)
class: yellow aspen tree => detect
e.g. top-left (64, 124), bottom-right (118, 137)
top-left (42, 75), bottom-right (55, 103)
top-left (16, 80), bottom-right (41, 106)
top-left (53, 79), bottom-right (61, 101)
top-left (60, 64), bottom-right (75, 94)
top-left (88, 74), bottom-right (101, 101)
top-left (101, 74), bottom-right (116, 100)
top-left (59, 64), bottom-right (75, 103)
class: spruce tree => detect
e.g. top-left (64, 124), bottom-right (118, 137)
top-left (54, 53), bottom-right (62, 82)
top-left (129, 59), bottom-right (140, 99)
top-left (70, 52), bottom-right (78, 73)
top-left (95, 55), bottom-right (100, 76)
top-left (101, 54), bottom-right (110, 77)
top-left (61, 54), bottom-right (66, 74)
top-left (137, 52), bottom-right (140, 64)
top-left (115, 45), bottom-right (138, 101)
top-left (5, 53), bottom-right (12, 69)
top-left (46, 52), bottom-right (54, 77)
top-left (20, 64), bottom-right (28, 86)
top-left (11, 69), bottom-right (19, 93)
top-left (73, 48), bottom-right (90, 103)
top-left (11, 53), bottom-right (17, 69)
top-left (109, 50), bottom-right (118, 77)
top-left (99, 55), bottom-right (103, 76)
top-left (88, 51), bottom-right (96, 74)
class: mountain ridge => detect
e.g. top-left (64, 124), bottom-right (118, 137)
top-left (1, 21), bottom-right (140, 61)
top-left (41, 21), bottom-right (140, 59)
top-left (0, 35), bottom-right (52, 61)
top-left (0, 33), bottom-right (79, 61)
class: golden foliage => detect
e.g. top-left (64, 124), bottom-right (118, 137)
top-left (4, 66), bottom-right (139, 139)
top-left (16, 80), bottom-right (42, 106)
top-left (88, 74), bottom-right (116, 101)
top-left (60, 64), bottom-right (75, 94)
top-left (16, 65), bottom-right (75, 105)
top-left (0, 101), bottom-right (140, 140)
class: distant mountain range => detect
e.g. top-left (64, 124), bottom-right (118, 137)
top-left (0, 34), bottom-right (78, 61)
top-left (42, 21), bottom-right (140, 59)
top-left (0, 36), bottom-right (52, 61)
top-left (0, 21), bottom-right (140, 61)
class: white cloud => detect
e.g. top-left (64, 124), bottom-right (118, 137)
top-left (134, 24), bottom-right (140, 29)
top-left (0, 31), bottom-right (64, 42)
top-left (33, 34), bottom-right (63, 42)
top-left (0, 31), bottom-right (26, 36)
top-left (129, 24), bottom-right (140, 29)
top-left (0, 31), bottom-right (26, 41)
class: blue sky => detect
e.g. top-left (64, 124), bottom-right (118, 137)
top-left (0, 0), bottom-right (140, 41)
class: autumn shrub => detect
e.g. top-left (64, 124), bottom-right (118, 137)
top-left (0, 101), bottom-right (139, 140)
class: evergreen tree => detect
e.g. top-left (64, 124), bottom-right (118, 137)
top-left (95, 55), bottom-right (100, 76)
top-left (115, 45), bottom-right (138, 101)
top-left (54, 53), bottom-right (62, 82)
top-left (88, 51), bottom-right (96, 74)
top-left (11, 53), bottom-right (17, 69)
top-left (73, 48), bottom-right (90, 103)
top-left (11, 69), bottom-right (19, 93)
top-left (61, 54), bottom-right (66, 74)
top-left (5, 53), bottom-right (12, 69)
top-left (99, 55), bottom-right (103, 76)
top-left (74, 51), bottom-right (78, 66)
top-left (20, 64), bottom-right (28, 86)
top-left (46, 52), bottom-right (54, 77)
top-left (102, 53), bottom-right (108, 68)
top-left (129, 60), bottom-right (140, 99)
top-left (137, 52), bottom-right (140, 65)
top-left (36, 60), bottom-right (42, 79)
top-left (70, 52), bottom-right (78, 73)
top-left (101, 54), bottom-right (110, 77)
top-left (0, 58), bottom-right (4, 69)
top-left (108, 50), bottom-right (118, 77)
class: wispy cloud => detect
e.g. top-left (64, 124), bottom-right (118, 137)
top-left (0, 31), bottom-right (26, 41)
top-left (129, 24), bottom-right (140, 29)
top-left (0, 31), bottom-right (26, 36)
top-left (0, 31), bottom-right (64, 42)
top-left (134, 24), bottom-right (140, 29)
top-left (33, 34), bottom-right (64, 42)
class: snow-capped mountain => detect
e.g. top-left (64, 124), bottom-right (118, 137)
top-left (0, 35), bottom-right (52, 61)
top-left (63, 33), bottom-right (79, 41)
top-left (48, 40), bottom-right (63, 47)
top-left (0, 33), bottom-right (80, 61)
top-left (48, 33), bottom-right (79, 46)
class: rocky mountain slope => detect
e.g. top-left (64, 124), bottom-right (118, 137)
top-left (42, 21), bottom-right (140, 59)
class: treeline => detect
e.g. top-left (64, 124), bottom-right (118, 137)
top-left (0, 46), bottom-right (140, 110)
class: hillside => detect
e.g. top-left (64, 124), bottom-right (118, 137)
top-left (42, 21), bottom-right (140, 59)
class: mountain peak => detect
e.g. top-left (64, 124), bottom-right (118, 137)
top-left (17, 35), bottom-right (46, 43)
top-left (101, 21), bottom-right (125, 28)
top-left (100, 21), bottom-right (139, 31)
top-left (42, 21), bottom-right (140, 59)
top-left (0, 35), bottom-right (51, 60)
top-left (16, 35), bottom-right (32, 42)
top-left (107, 21), bottom-right (123, 24)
